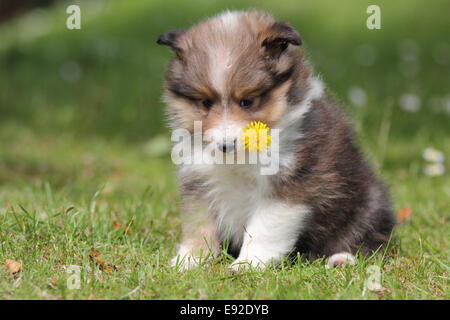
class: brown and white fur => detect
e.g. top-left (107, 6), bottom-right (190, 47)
top-left (157, 10), bottom-right (395, 270)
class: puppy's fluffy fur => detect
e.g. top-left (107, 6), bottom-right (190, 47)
top-left (158, 10), bottom-right (395, 270)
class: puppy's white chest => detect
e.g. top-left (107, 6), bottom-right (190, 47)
top-left (204, 165), bottom-right (272, 246)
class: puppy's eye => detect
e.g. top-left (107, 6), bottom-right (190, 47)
top-left (240, 99), bottom-right (253, 109)
top-left (202, 99), bottom-right (213, 109)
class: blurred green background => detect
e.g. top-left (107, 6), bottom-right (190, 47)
top-left (0, 0), bottom-right (448, 299)
top-left (1, 0), bottom-right (449, 202)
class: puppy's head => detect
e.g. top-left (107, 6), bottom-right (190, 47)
top-left (158, 10), bottom-right (308, 152)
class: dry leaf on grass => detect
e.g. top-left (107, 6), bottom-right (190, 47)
top-left (5, 259), bottom-right (22, 274)
top-left (112, 221), bottom-right (130, 233)
top-left (47, 279), bottom-right (57, 288)
top-left (89, 248), bottom-right (106, 266)
top-left (89, 248), bottom-right (117, 273)
top-left (104, 266), bottom-right (113, 274)
top-left (397, 206), bottom-right (412, 223)
top-left (112, 221), bottom-right (122, 230)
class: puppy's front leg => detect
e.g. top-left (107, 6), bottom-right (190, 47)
top-left (231, 202), bottom-right (309, 271)
top-left (171, 202), bottom-right (219, 270)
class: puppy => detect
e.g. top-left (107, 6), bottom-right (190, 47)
top-left (157, 10), bottom-right (395, 270)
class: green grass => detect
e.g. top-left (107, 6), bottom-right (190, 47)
top-left (0, 0), bottom-right (449, 299)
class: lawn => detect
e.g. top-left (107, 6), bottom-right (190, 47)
top-left (0, 0), bottom-right (448, 299)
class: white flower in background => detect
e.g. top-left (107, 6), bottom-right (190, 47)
top-left (399, 93), bottom-right (421, 112)
top-left (423, 147), bottom-right (445, 177)
top-left (424, 163), bottom-right (445, 177)
top-left (423, 148), bottom-right (444, 163)
top-left (347, 86), bottom-right (367, 107)
top-left (354, 44), bottom-right (377, 66)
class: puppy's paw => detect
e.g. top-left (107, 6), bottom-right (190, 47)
top-left (171, 245), bottom-right (216, 271)
top-left (230, 258), bottom-right (265, 272)
top-left (326, 252), bottom-right (356, 268)
top-left (171, 254), bottom-right (200, 271)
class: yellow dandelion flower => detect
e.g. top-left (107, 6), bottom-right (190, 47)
top-left (240, 121), bottom-right (272, 153)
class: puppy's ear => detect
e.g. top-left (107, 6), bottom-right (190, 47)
top-left (261, 21), bottom-right (302, 58)
top-left (157, 29), bottom-right (185, 58)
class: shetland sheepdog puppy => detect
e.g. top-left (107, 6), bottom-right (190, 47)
top-left (157, 10), bottom-right (395, 270)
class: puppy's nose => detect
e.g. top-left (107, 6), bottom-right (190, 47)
top-left (218, 139), bottom-right (236, 153)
